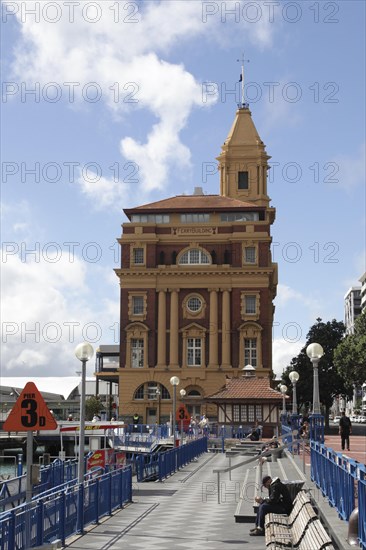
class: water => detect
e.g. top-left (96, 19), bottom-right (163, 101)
top-left (0, 456), bottom-right (21, 480)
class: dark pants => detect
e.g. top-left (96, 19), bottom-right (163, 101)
top-left (256, 502), bottom-right (287, 529)
top-left (341, 433), bottom-right (350, 450)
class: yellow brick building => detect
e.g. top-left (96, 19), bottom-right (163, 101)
top-left (96, 106), bottom-right (278, 425)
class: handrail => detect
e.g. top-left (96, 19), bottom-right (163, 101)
top-left (212, 430), bottom-right (298, 475)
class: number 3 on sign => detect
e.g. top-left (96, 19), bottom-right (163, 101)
top-left (21, 398), bottom-right (46, 428)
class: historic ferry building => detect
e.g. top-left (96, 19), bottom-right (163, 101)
top-left (97, 104), bottom-right (278, 426)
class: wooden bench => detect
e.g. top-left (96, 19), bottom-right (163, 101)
top-left (265, 491), bottom-right (335, 549)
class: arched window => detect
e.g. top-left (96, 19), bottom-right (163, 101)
top-left (187, 389), bottom-right (201, 396)
top-left (179, 248), bottom-right (211, 265)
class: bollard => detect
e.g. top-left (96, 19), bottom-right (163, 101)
top-left (17, 453), bottom-right (23, 477)
top-left (347, 507), bottom-right (359, 546)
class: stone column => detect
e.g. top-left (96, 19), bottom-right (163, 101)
top-left (221, 289), bottom-right (231, 367)
top-left (169, 289), bottom-right (179, 368)
top-left (208, 289), bottom-right (218, 367)
top-left (157, 289), bottom-right (166, 367)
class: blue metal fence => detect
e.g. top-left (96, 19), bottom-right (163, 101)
top-left (311, 441), bottom-right (366, 550)
top-left (0, 459), bottom-right (78, 511)
top-left (158, 437), bottom-right (207, 481)
top-left (133, 437), bottom-right (207, 482)
top-left (0, 466), bottom-right (132, 549)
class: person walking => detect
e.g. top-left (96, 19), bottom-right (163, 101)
top-left (250, 476), bottom-right (293, 536)
top-left (339, 411), bottom-right (352, 451)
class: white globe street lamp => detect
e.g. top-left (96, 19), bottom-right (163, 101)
top-left (306, 343), bottom-right (324, 414)
top-left (170, 376), bottom-right (180, 445)
top-left (75, 342), bottom-right (94, 484)
top-left (280, 384), bottom-right (288, 416)
top-left (289, 371), bottom-right (300, 414)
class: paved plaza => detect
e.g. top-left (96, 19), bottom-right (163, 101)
top-left (65, 438), bottom-right (365, 550)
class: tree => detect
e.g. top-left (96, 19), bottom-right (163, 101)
top-left (281, 318), bottom-right (352, 426)
top-left (85, 396), bottom-right (103, 421)
top-left (334, 310), bottom-right (366, 387)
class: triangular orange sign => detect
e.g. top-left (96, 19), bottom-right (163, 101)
top-left (176, 404), bottom-right (190, 422)
top-left (3, 382), bottom-right (58, 431)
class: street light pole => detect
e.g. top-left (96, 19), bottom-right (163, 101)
top-left (170, 376), bottom-right (179, 446)
top-left (280, 384), bottom-right (287, 417)
top-left (156, 387), bottom-right (161, 425)
top-left (179, 388), bottom-right (186, 445)
top-left (75, 342), bottom-right (94, 485)
top-left (306, 343), bottom-right (324, 414)
top-left (289, 371), bottom-right (300, 414)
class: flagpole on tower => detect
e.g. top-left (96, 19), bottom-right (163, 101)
top-left (237, 53), bottom-right (249, 108)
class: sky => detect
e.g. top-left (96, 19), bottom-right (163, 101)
top-left (1, 0), bottom-right (365, 396)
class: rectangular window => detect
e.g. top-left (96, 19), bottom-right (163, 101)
top-left (147, 383), bottom-right (158, 400)
top-left (248, 405), bottom-right (255, 422)
top-left (132, 296), bottom-right (144, 315)
top-left (244, 338), bottom-right (257, 367)
top-left (133, 248), bottom-right (144, 264)
top-left (245, 295), bottom-right (256, 314)
top-left (245, 246), bottom-right (256, 264)
top-left (233, 405), bottom-right (240, 422)
top-left (238, 171), bottom-right (249, 190)
top-left (187, 338), bottom-right (202, 366)
top-left (181, 213), bottom-right (210, 223)
top-left (255, 405), bottom-right (263, 421)
top-left (131, 339), bottom-right (144, 368)
top-left (220, 212), bottom-right (259, 222)
top-left (240, 405), bottom-right (247, 422)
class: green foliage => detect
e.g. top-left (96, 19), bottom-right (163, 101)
top-left (334, 310), bottom-right (366, 387)
top-left (85, 396), bottom-right (103, 421)
top-left (281, 318), bottom-right (351, 418)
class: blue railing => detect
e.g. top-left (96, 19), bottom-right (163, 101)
top-left (281, 414), bottom-right (302, 453)
top-left (311, 441), bottom-right (366, 550)
top-left (0, 459), bottom-right (78, 511)
top-left (133, 437), bottom-right (207, 482)
top-left (0, 466), bottom-right (132, 549)
top-left (158, 437), bottom-right (207, 481)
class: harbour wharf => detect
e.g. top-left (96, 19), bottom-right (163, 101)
top-left (64, 448), bottom-right (359, 550)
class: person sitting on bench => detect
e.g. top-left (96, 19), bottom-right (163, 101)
top-left (250, 475), bottom-right (293, 536)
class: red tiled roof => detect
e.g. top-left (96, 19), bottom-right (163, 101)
top-left (206, 377), bottom-right (285, 401)
top-left (124, 194), bottom-right (263, 215)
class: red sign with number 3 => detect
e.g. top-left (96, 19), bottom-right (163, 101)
top-left (3, 382), bottom-right (58, 431)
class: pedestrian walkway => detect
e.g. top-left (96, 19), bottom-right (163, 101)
top-left (65, 448), bottom-right (356, 550)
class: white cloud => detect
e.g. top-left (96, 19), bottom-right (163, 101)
top-left (0, 248), bottom-right (117, 376)
top-left (275, 283), bottom-right (319, 311)
top-left (5, 0), bottom-right (276, 200)
top-left (272, 338), bottom-right (304, 379)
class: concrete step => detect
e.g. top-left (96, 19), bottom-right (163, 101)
top-left (234, 451), bottom-right (307, 523)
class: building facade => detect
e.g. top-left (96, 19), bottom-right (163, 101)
top-left (344, 286), bottom-right (362, 335)
top-left (110, 106), bottom-right (278, 424)
top-left (359, 272), bottom-right (366, 314)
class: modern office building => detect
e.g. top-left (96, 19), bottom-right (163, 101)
top-left (97, 106), bottom-right (278, 424)
top-left (359, 272), bottom-right (366, 314)
top-left (344, 286), bottom-right (362, 335)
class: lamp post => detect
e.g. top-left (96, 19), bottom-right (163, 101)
top-left (179, 388), bottom-right (186, 444)
top-left (289, 371), bottom-right (300, 414)
top-left (306, 343), bottom-right (324, 414)
top-left (170, 376), bottom-right (179, 446)
top-left (280, 384), bottom-right (288, 417)
top-left (75, 342), bottom-right (94, 485)
top-left (155, 387), bottom-right (161, 426)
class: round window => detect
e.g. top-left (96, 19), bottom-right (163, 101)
top-left (187, 296), bottom-right (202, 313)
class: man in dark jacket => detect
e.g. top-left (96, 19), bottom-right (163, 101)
top-left (339, 411), bottom-right (352, 451)
top-left (250, 476), bottom-right (293, 536)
